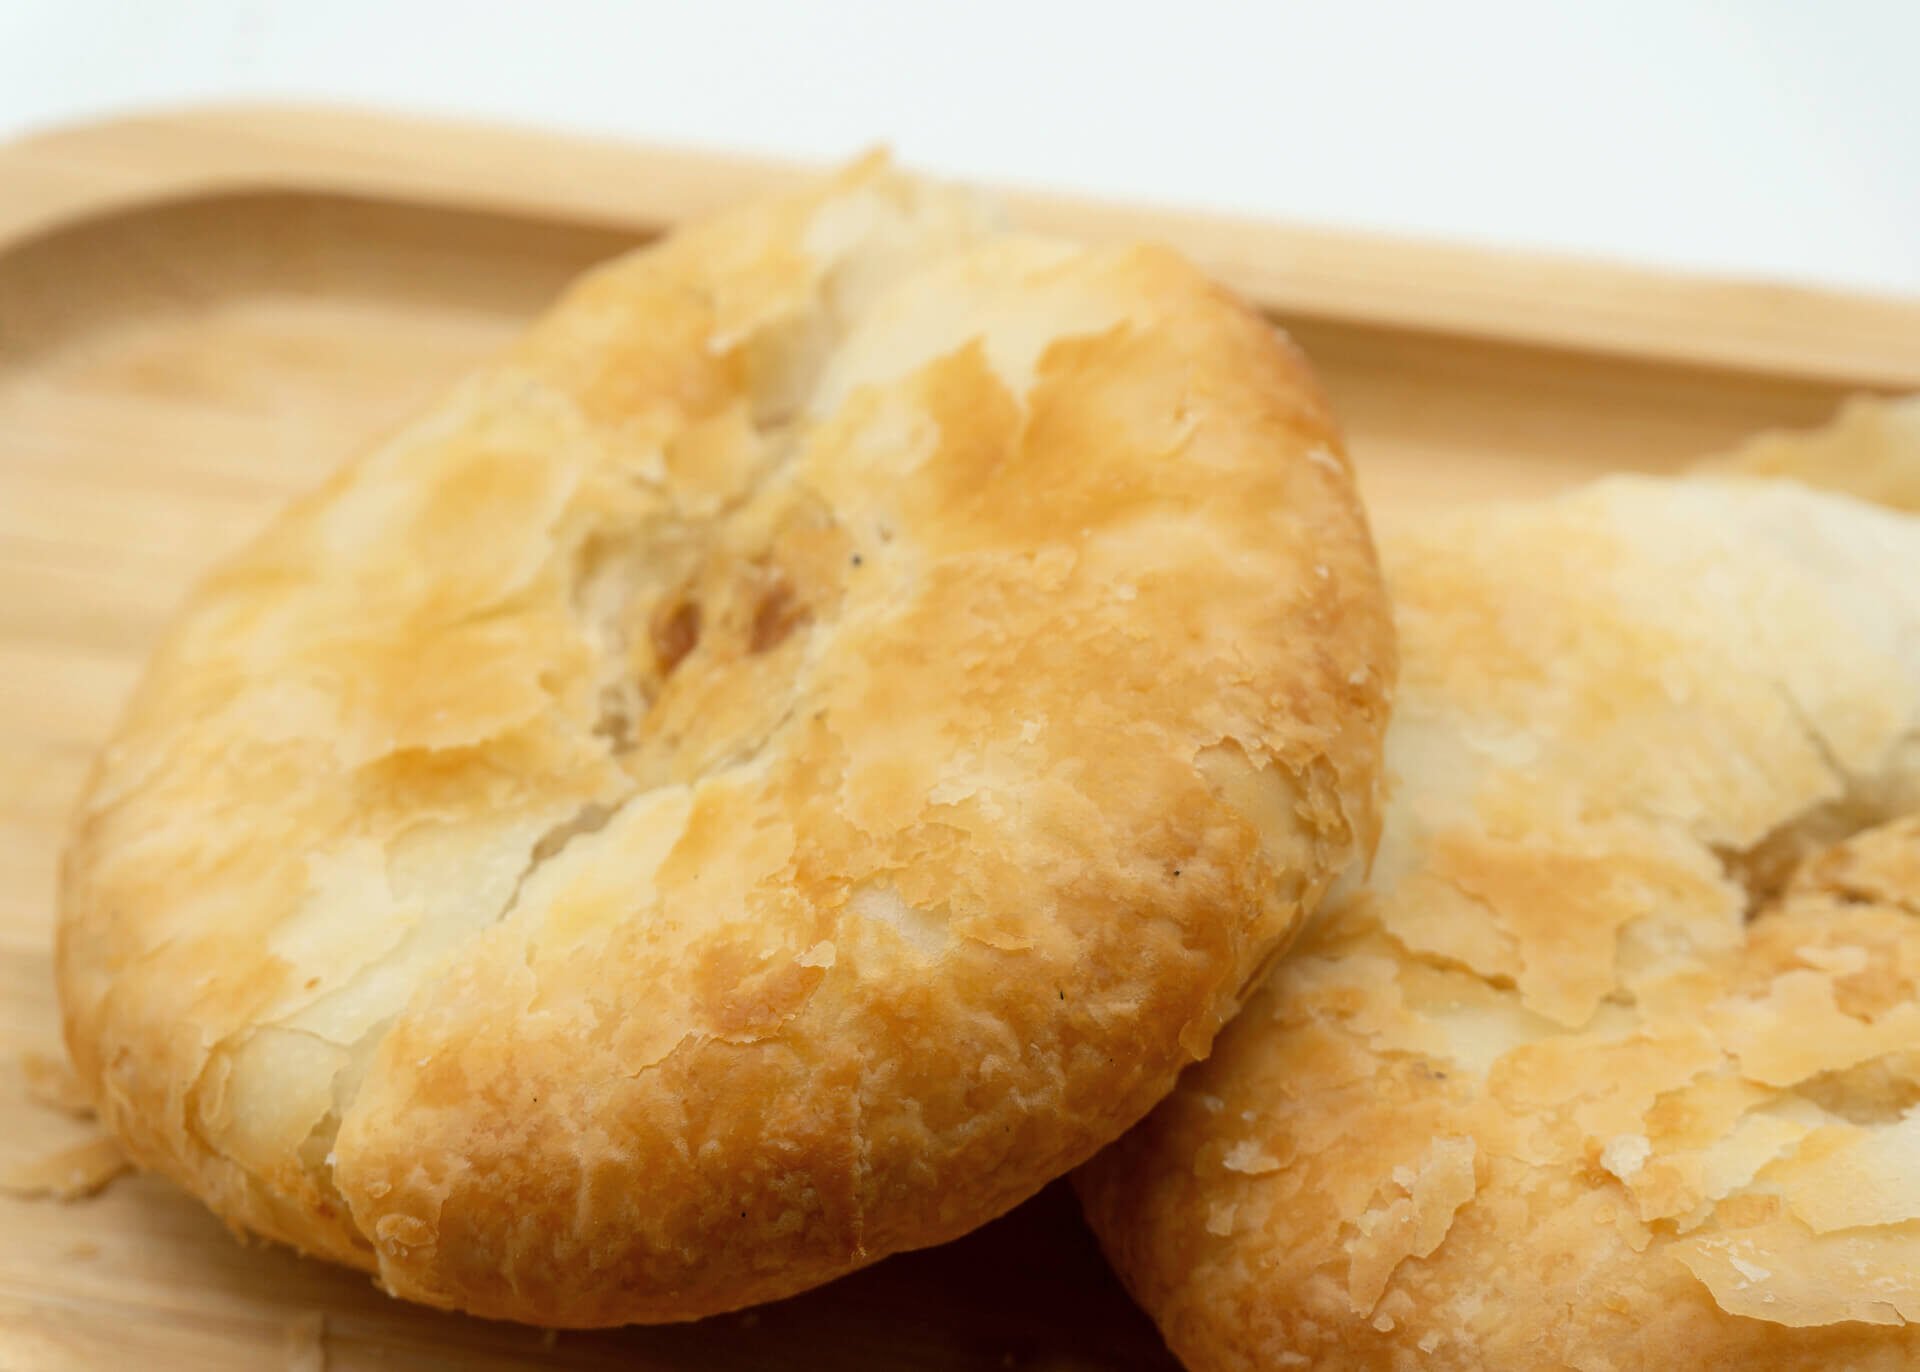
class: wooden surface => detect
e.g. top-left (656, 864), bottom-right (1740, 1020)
top-left (1, 106), bottom-right (1917, 1372)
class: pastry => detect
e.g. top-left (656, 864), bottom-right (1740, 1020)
top-left (1697, 393), bottom-right (1920, 511)
top-left (57, 158), bottom-right (1392, 1325)
top-left (1078, 475), bottom-right (1920, 1369)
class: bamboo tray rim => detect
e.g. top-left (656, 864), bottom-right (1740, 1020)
top-left (4, 102), bottom-right (1918, 391)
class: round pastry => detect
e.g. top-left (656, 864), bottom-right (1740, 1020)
top-left (1078, 476), bottom-right (1920, 1369)
top-left (57, 158), bottom-right (1392, 1325)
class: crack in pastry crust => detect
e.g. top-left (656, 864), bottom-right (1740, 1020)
top-left (55, 157), bottom-right (1392, 1325)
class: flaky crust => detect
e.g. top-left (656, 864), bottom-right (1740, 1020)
top-left (1079, 476), bottom-right (1920, 1370)
top-left (56, 158), bottom-right (1391, 1325)
top-left (1696, 394), bottom-right (1920, 512)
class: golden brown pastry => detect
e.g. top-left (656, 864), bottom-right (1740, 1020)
top-left (56, 158), bottom-right (1392, 1325)
top-left (1696, 393), bottom-right (1920, 511)
top-left (1078, 475), bottom-right (1920, 1370)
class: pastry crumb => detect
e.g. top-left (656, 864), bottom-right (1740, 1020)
top-left (284, 1311), bottom-right (326, 1372)
top-left (1222, 1139), bottom-right (1281, 1174)
top-left (19, 1051), bottom-right (93, 1118)
top-left (0, 1135), bottom-right (128, 1200)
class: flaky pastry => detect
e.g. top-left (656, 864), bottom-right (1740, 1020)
top-left (1079, 475), bottom-right (1920, 1370)
top-left (57, 158), bottom-right (1391, 1324)
top-left (1697, 394), bottom-right (1920, 512)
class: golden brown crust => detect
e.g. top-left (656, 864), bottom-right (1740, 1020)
top-left (56, 158), bottom-right (1391, 1324)
top-left (1079, 475), bottom-right (1920, 1371)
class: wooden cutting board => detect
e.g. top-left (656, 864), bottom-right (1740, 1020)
top-left (2, 105), bottom-right (1917, 1372)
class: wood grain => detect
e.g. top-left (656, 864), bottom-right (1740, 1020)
top-left (1, 107), bottom-right (1915, 1372)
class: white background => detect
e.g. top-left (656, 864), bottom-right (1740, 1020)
top-left (2, 0), bottom-right (1916, 295)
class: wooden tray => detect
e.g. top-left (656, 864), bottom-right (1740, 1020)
top-left (3, 105), bottom-right (1917, 1372)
